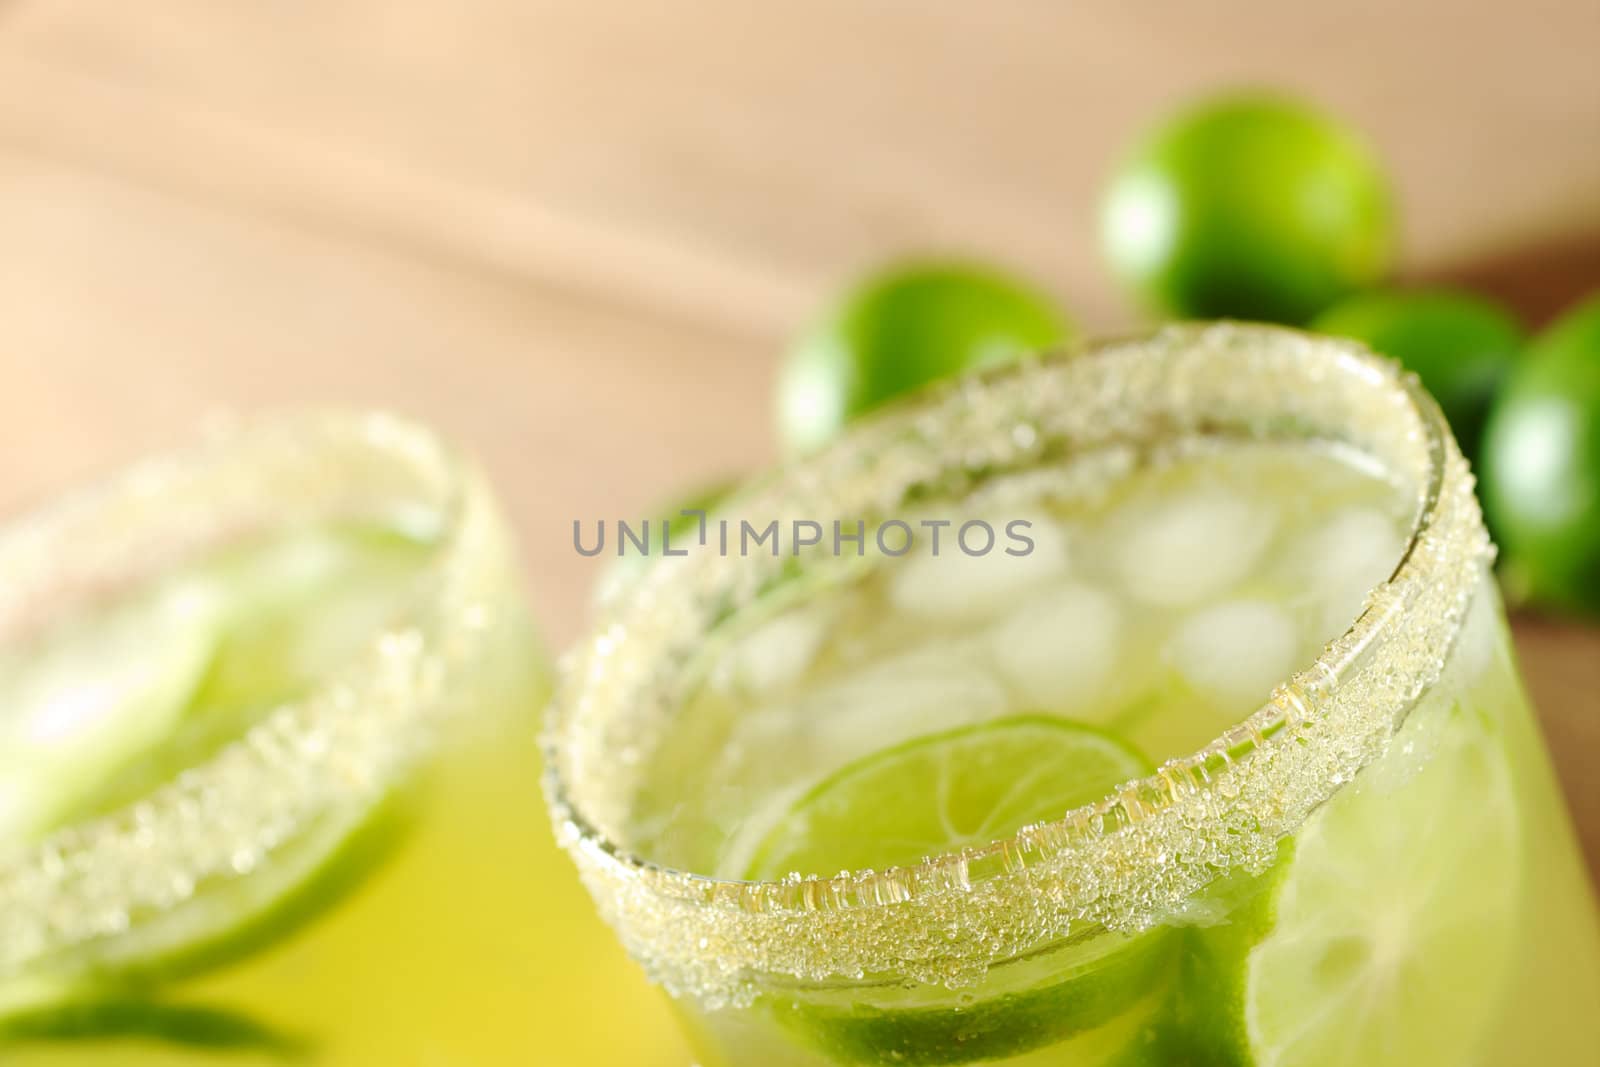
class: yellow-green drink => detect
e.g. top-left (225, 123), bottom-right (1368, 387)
top-left (0, 414), bottom-right (687, 1065)
top-left (547, 324), bottom-right (1600, 1066)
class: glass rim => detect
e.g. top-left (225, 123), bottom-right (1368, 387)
top-left (0, 410), bottom-right (515, 982)
top-left (543, 322), bottom-right (1493, 1006)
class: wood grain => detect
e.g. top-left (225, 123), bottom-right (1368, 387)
top-left (2, 1), bottom-right (1598, 333)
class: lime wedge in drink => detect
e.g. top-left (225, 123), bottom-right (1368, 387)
top-left (1137, 844), bottom-right (1292, 1065)
top-left (747, 715), bottom-right (1151, 879)
top-left (0, 787), bottom-right (414, 1040)
top-left (746, 716), bottom-right (1168, 1064)
top-left (5, 526), bottom-right (436, 831)
top-left (766, 931), bottom-right (1175, 1067)
top-left (1191, 701), bottom-right (1522, 1066)
top-left (1, 523), bottom-right (435, 1024)
top-left (0, 585), bottom-right (219, 843)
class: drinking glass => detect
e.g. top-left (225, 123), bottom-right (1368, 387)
top-left (546, 324), bottom-right (1600, 1066)
top-left (0, 412), bottom-right (679, 1064)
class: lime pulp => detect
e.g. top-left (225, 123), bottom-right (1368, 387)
top-left (746, 715), bottom-right (1151, 879)
top-left (746, 715), bottom-right (1165, 1065)
top-left (1209, 700), bottom-right (1522, 1067)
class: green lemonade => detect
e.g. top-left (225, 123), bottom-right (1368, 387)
top-left (548, 325), bottom-right (1600, 1067)
top-left (0, 415), bottom-right (689, 1066)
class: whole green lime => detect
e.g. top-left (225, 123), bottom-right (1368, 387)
top-left (1100, 91), bottom-right (1394, 324)
top-left (1481, 294), bottom-right (1600, 614)
top-left (777, 261), bottom-right (1071, 453)
top-left (1313, 289), bottom-right (1523, 459)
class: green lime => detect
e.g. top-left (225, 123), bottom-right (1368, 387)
top-left (1201, 701), bottom-right (1520, 1067)
top-left (1313, 289), bottom-right (1523, 459)
top-left (778, 262), bottom-right (1071, 453)
top-left (1101, 91), bottom-right (1394, 324)
top-left (1481, 294), bottom-right (1600, 614)
top-left (593, 478), bottom-right (737, 608)
top-left (745, 717), bottom-right (1162, 1064)
top-left (747, 715), bottom-right (1151, 879)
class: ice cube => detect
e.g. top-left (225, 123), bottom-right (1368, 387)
top-left (1112, 487), bottom-right (1274, 605)
top-left (1169, 600), bottom-right (1298, 716)
top-left (1449, 573), bottom-right (1503, 685)
top-left (19, 677), bottom-right (125, 747)
top-left (811, 643), bottom-right (1007, 756)
top-left (888, 511), bottom-right (1069, 621)
top-left (1295, 507), bottom-right (1406, 638)
top-left (712, 780), bottom-right (814, 880)
top-left (718, 603), bottom-right (834, 696)
top-left (732, 641), bottom-right (1008, 783)
top-left (988, 583), bottom-right (1122, 713)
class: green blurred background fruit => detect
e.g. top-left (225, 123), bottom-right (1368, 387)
top-left (777, 261), bottom-right (1071, 453)
top-left (761, 85), bottom-right (1600, 624)
top-left (1100, 91), bottom-right (1394, 324)
top-left (1313, 289), bottom-right (1524, 460)
top-left (1482, 295), bottom-right (1600, 616)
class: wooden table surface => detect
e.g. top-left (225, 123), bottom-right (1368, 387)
top-left (0, 2), bottom-right (1595, 872)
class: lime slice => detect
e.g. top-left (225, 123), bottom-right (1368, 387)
top-left (768, 930), bottom-right (1175, 1066)
top-left (27, 801), bottom-right (408, 1023)
top-left (69, 524), bottom-right (437, 817)
top-left (747, 715), bottom-right (1152, 879)
top-left (1150, 844), bottom-right (1293, 1065)
top-left (1, 522), bottom-right (435, 1026)
top-left (0, 783), bottom-right (415, 1042)
top-left (1, 524), bottom-right (435, 833)
top-left (0, 584), bottom-right (219, 843)
top-left (745, 716), bottom-right (1163, 1064)
top-left (1240, 701), bottom-right (1521, 1066)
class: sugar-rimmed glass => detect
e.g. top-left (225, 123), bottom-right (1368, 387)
top-left (0, 412), bottom-right (553, 1063)
top-left (547, 324), bottom-right (1600, 1066)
